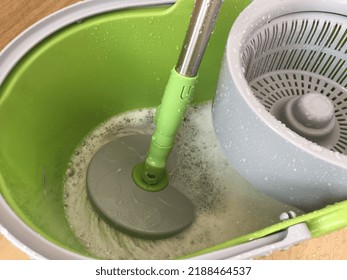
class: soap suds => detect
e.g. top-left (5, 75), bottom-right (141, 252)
top-left (64, 102), bottom-right (298, 259)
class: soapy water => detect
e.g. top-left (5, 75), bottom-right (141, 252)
top-left (63, 102), bottom-right (299, 259)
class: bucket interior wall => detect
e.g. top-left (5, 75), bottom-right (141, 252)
top-left (0, 2), bottom-right (249, 257)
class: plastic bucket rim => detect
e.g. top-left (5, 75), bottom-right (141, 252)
top-left (0, 0), bottom-right (175, 260)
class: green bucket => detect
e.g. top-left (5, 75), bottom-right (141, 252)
top-left (0, 0), bottom-right (346, 259)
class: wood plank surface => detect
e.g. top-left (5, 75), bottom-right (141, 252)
top-left (0, 0), bottom-right (346, 260)
top-left (0, 234), bottom-right (29, 260)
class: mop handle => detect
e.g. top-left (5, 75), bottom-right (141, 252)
top-left (176, 0), bottom-right (223, 77)
top-left (133, 0), bottom-right (223, 191)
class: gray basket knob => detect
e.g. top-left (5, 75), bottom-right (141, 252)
top-left (284, 93), bottom-right (336, 138)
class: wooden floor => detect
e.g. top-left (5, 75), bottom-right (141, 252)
top-left (0, 0), bottom-right (346, 260)
top-left (0, 234), bottom-right (29, 260)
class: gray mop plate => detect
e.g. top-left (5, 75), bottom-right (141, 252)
top-left (87, 134), bottom-right (195, 239)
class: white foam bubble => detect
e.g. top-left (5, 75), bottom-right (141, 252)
top-left (63, 102), bottom-right (299, 259)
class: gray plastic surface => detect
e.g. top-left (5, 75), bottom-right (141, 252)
top-left (213, 0), bottom-right (347, 212)
top-left (283, 93), bottom-right (336, 141)
top-left (87, 135), bottom-right (195, 239)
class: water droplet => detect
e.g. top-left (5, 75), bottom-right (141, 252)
top-left (116, 168), bottom-right (122, 174)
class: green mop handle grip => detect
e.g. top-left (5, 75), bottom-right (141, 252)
top-left (147, 70), bottom-right (197, 178)
top-left (132, 69), bottom-right (197, 191)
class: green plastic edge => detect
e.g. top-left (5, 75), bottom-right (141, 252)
top-left (180, 200), bottom-right (347, 259)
